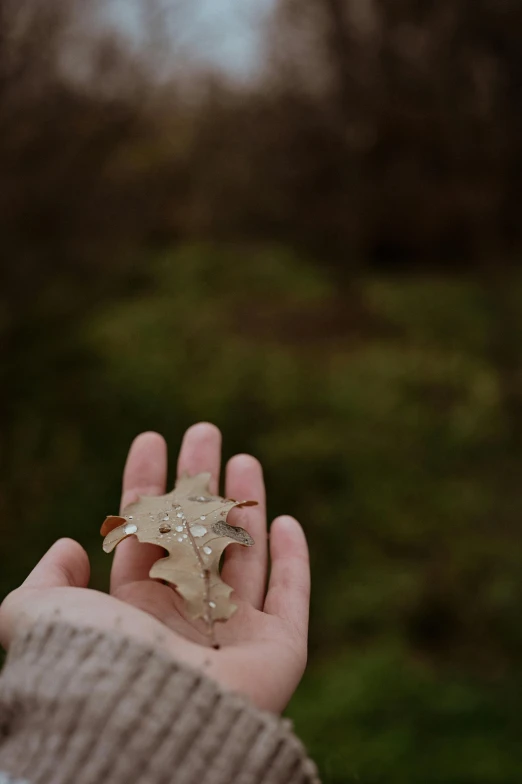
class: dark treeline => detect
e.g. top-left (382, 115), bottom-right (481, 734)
top-left (263, 0), bottom-right (522, 267)
top-left (1, 0), bottom-right (521, 285)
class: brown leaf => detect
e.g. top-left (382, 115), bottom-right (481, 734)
top-left (100, 516), bottom-right (127, 536)
top-left (101, 473), bottom-right (256, 645)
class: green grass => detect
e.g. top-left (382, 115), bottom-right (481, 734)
top-left (2, 244), bottom-right (522, 782)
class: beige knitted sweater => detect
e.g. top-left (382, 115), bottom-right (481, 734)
top-left (0, 622), bottom-right (319, 784)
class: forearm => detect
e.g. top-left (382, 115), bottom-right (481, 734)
top-left (0, 621), bottom-right (319, 784)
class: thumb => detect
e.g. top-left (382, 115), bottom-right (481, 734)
top-left (22, 538), bottom-right (91, 589)
top-left (0, 539), bottom-right (90, 650)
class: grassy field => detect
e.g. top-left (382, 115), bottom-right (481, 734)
top-left (2, 245), bottom-right (521, 782)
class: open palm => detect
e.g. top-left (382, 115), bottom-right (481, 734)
top-left (0, 424), bottom-right (310, 713)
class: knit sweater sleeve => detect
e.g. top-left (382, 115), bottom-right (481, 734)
top-left (0, 622), bottom-right (320, 784)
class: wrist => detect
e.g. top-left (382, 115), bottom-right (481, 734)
top-left (0, 620), bottom-right (319, 784)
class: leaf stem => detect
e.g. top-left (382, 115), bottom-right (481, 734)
top-left (177, 504), bottom-right (217, 647)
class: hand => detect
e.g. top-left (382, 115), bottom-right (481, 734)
top-left (0, 423), bottom-right (311, 713)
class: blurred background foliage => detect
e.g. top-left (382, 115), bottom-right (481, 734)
top-left (1, 0), bottom-right (522, 781)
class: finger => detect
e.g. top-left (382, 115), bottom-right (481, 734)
top-left (221, 454), bottom-right (267, 609)
top-left (110, 432), bottom-right (167, 591)
top-left (176, 422), bottom-right (221, 493)
top-left (0, 539), bottom-right (90, 649)
top-left (22, 538), bottom-right (90, 590)
top-left (263, 516), bottom-right (310, 640)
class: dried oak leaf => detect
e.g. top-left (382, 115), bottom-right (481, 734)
top-left (101, 473), bottom-right (256, 640)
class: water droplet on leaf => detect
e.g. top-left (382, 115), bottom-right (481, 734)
top-left (190, 524), bottom-right (208, 538)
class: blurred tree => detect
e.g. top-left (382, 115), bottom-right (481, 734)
top-left (236, 0), bottom-right (522, 267)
